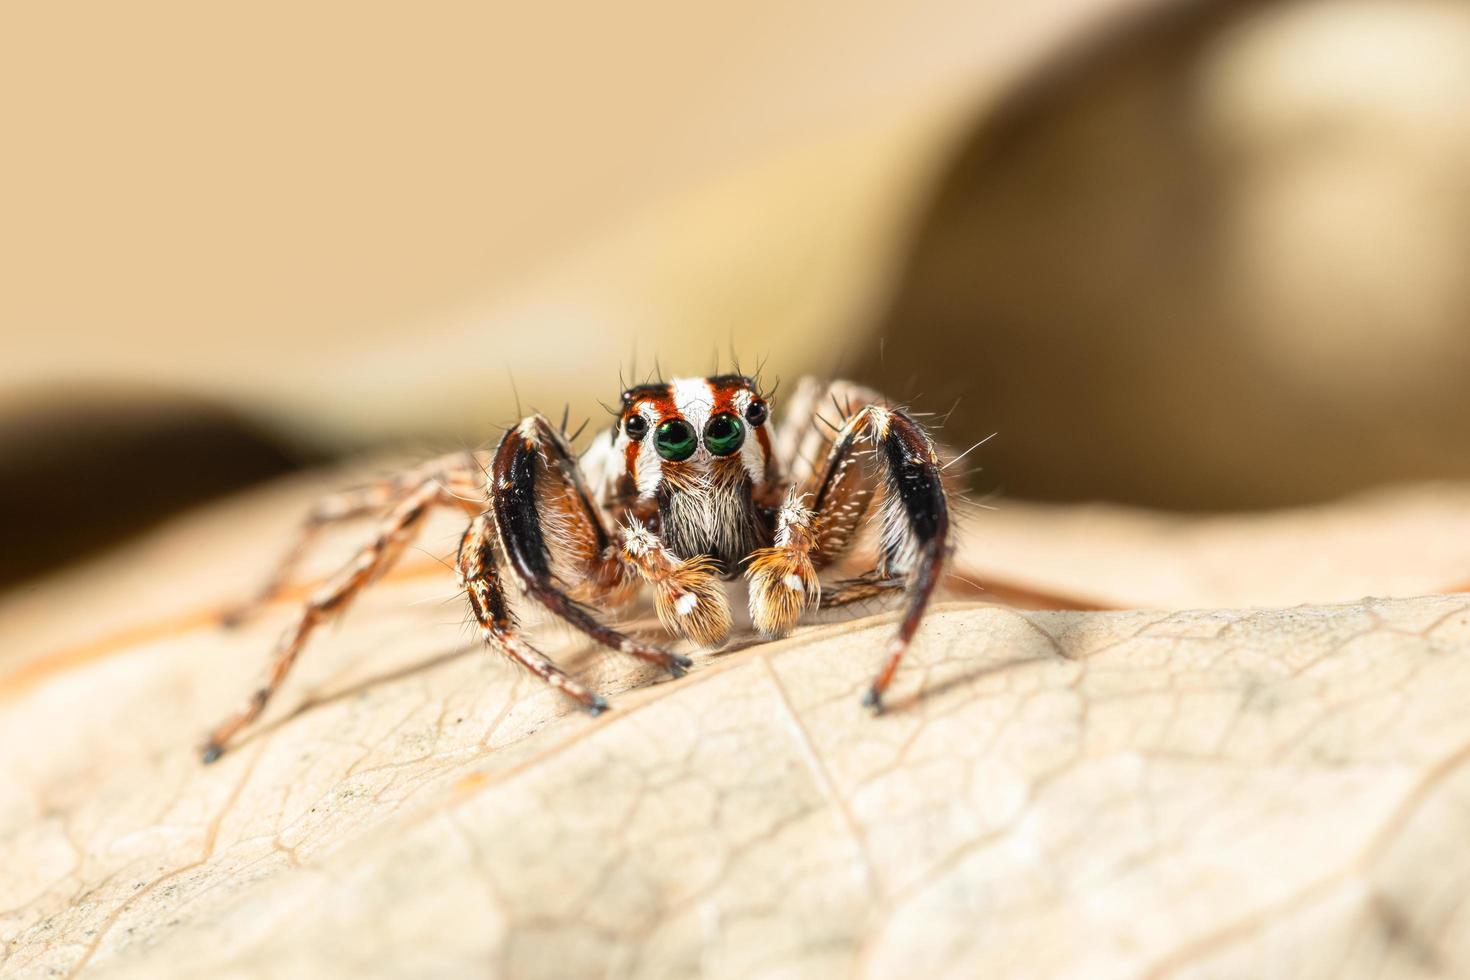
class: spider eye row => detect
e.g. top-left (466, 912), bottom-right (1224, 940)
top-left (624, 399), bottom-right (768, 460)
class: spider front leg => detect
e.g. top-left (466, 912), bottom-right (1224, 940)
top-left (491, 416), bottom-right (692, 680)
top-left (747, 404), bottom-right (950, 711)
top-left (458, 513), bottom-right (607, 714)
top-left (854, 408), bottom-right (951, 709)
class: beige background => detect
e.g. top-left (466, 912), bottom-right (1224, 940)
top-left (3, 0), bottom-right (1470, 575)
top-left (1, 0), bottom-right (1151, 439)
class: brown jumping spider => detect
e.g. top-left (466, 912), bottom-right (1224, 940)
top-left (203, 375), bottom-right (954, 762)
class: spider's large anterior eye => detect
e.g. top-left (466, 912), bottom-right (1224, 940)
top-left (654, 418), bottom-right (697, 461)
top-left (624, 414), bottom-right (648, 441)
top-left (703, 413), bottom-right (745, 456)
top-left (745, 399), bottom-right (768, 426)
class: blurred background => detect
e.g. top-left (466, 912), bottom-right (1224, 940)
top-left (4, 0), bottom-right (1470, 588)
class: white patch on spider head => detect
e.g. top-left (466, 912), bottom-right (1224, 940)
top-left (620, 377), bottom-right (771, 498)
top-left (610, 400), bottom-right (661, 499)
top-left (674, 592), bottom-right (699, 616)
top-left (782, 574), bottom-right (805, 592)
top-left (670, 377), bottom-right (715, 435)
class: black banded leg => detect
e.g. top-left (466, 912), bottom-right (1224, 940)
top-left (802, 405), bottom-right (950, 712)
top-left (493, 417), bottom-right (691, 679)
top-left (860, 409), bottom-right (950, 710)
top-left (458, 513), bottom-right (606, 714)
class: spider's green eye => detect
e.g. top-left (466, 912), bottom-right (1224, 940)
top-left (703, 413), bottom-right (745, 456)
top-left (654, 418), bottom-right (697, 461)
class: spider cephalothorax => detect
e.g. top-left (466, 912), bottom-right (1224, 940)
top-left (203, 374), bottom-right (954, 763)
top-left (606, 374), bottom-right (775, 574)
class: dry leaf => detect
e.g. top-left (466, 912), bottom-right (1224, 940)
top-left (3, 478), bottom-right (1470, 978)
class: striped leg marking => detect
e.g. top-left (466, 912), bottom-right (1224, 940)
top-left (493, 417), bottom-right (691, 678)
top-left (458, 513), bottom-right (606, 714)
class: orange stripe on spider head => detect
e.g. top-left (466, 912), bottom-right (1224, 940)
top-left (708, 377), bottom-right (744, 416)
top-left (754, 423), bottom-right (774, 472)
top-left (623, 438), bottom-right (641, 485)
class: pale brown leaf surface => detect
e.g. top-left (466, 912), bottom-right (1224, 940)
top-left (4, 478), bottom-right (1470, 978)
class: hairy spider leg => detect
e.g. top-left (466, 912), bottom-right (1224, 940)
top-left (859, 408), bottom-right (951, 709)
top-left (492, 416), bottom-right (692, 679)
top-left (202, 472), bottom-right (477, 762)
top-left (818, 571), bottom-right (907, 609)
top-left (458, 512), bottom-right (607, 713)
top-left (749, 403), bottom-right (950, 710)
top-left (745, 386), bottom-right (891, 637)
top-left (222, 452), bottom-right (487, 626)
top-left (771, 377), bottom-right (885, 488)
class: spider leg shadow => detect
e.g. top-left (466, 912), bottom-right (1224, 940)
top-left (229, 610), bottom-right (698, 753)
top-left (224, 643), bottom-right (479, 754)
top-left (691, 614), bottom-right (1060, 717)
top-left (878, 651), bottom-right (1055, 714)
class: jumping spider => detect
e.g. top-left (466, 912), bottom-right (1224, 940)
top-left (203, 375), bottom-right (954, 762)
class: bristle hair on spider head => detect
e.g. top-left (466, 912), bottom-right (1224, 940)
top-left (613, 374), bottom-right (773, 503)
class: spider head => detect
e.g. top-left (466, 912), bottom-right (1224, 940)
top-left (616, 375), bottom-right (772, 498)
